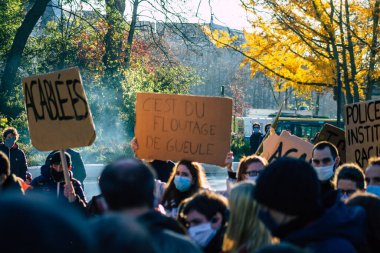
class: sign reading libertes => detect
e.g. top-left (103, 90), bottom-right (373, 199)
top-left (22, 67), bottom-right (96, 151)
top-left (135, 93), bottom-right (233, 166)
top-left (345, 100), bottom-right (380, 168)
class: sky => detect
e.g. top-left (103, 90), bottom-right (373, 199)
top-left (80, 0), bottom-right (252, 30)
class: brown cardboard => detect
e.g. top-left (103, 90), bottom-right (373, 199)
top-left (345, 100), bottom-right (380, 168)
top-left (262, 130), bottom-right (313, 163)
top-left (135, 93), bottom-right (233, 166)
top-left (315, 124), bottom-right (346, 163)
top-left (22, 67), bottom-right (96, 151)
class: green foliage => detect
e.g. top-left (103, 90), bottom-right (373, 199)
top-left (230, 134), bottom-right (250, 161)
top-left (0, 0), bottom-right (23, 57)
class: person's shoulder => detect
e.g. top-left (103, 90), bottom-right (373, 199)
top-left (312, 237), bottom-right (357, 253)
top-left (31, 175), bottom-right (49, 186)
top-left (71, 177), bottom-right (83, 187)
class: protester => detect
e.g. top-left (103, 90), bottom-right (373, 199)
top-left (347, 192), bottom-right (380, 253)
top-left (311, 141), bottom-right (340, 200)
top-left (30, 151), bottom-right (87, 207)
top-left (249, 123), bottom-right (264, 154)
top-left (0, 127), bottom-right (28, 180)
top-left (223, 182), bottom-right (271, 253)
top-left (264, 123), bottom-right (272, 136)
top-left (180, 191), bottom-right (229, 253)
top-left (99, 158), bottom-right (202, 253)
top-left (333, 163), bottom-right (365, 201)
top-left (224, 153), bottom-right (267, 193)
top-left (90, 214), bottom-right (158, 253)
top-left (0, 192), bottom-right (93, 253)
top-left (87, 177), bottom-right (108, 216)
top-left (0, 151), bottom-right (23, 194)
top-left (364, 157), bottom-right (380, 197)
top-left (42, 148), bottom-right (87, 186)
top-left (255, 157), bottom-right (365, 253)
top-left (159, 160), bottom-right (208, 217)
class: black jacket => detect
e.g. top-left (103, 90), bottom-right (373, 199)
top-left (0, 143), bottom-right (28, 180)
top-left (30, 167), bottom-right (87, 207)
top-left (249, 133), bottom-right (263, 154)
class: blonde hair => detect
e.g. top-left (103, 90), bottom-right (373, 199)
top-left (223, 182), bottom-right (271, 253)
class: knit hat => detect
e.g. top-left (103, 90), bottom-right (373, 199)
top-left (255, 157), bottom-right (322, 216)
top-left (50, 151), bottom-right (72, 167)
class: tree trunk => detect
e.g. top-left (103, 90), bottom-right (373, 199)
top-left (125, 0), bottom-right (139, 68)
top-left (366, 0), bottom-right (380, 101)
top-left (345, 0), bottom-right (360, 102)
top-left (0, 0), bottom-right (50, 118)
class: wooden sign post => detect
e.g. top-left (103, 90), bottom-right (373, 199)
top-left (135, 93), bottom-right (233, 166)
top-left (23, 67), bottom-right (96, 194)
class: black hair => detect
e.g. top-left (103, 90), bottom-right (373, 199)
top-left (99, 158), bottom-right (156, 211)
top-left (182, 191), bottom-right (229, 226)
top-left (334, 163), bottom-right (365, 190)
top-left (313, 141), bottom-right (339, 159)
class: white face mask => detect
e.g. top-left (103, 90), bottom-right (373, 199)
top-left (188, 222), bottom-right (217, 247)
top-left (314, 165), bottom-right (334, 181)
top-left (248, 176), bottom-right (258, 182)
top-left (366, 185), bottom-right (380, 197)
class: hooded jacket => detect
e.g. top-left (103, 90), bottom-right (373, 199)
top-left (0, 143), bottom-right (27, 180)
top-left (284, 200), bottom-right (366, 253)
top-left (30, 165), bottom-right (87, 207)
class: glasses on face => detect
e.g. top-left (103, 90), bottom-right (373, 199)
top-left (243, 170), bottom-right (261, 177)
top-left (338, 189), bottom-right (356, 196)
top-left (312, 157), bottom-right (333, 166)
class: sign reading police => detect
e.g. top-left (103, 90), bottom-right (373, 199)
top-left (135, 93), bottom-right (232, 166)
top-left (345, 99), bottom-right (380, 168)
top-left (22, 67), bottom-right (96, 151)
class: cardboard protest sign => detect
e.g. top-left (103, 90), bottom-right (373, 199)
top-left (135, 93), bottom-right (233, 166)
top-left (315, 124), bottom-right (346, 163)
top-left (345, 99), bottom-right (380, 168)
top-left (261, 130), bottom-right (313, 163)
top-left (22, 67), bottom-right (96, 151)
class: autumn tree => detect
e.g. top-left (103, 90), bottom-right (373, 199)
top-left (205, 0), bottom-right (380, 124)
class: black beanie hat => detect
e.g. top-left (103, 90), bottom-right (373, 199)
top-left (50, 151), bottom-right (72, 167)
top-left (254, 157), bottom-right (322, 216)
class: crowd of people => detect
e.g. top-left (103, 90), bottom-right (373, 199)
top-left (1, 124), bottom-right (380, 253)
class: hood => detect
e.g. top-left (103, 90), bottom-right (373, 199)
top-left (285, 200), bottom-right (366, 249)
top-left (40, 165), bottom-right (73, 180)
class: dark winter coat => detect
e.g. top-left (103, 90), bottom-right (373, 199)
top-left (284, 200), bottom-right (366, 253)
top-left (249, 133), bottom-right (263, 154)
top-left (30, 167), bottom-right (87, 207)
top-left (0, 143), bottom-right (27, 180)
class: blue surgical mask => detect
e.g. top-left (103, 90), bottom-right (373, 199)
top-left (253, 128), bottom-right (259, 133)
top-left (188, 223), bottom-right (216, 247)
top-left (174, 176), bottom-right (191, 192)
top-left (366, 185), bottom-right (380, 197)
top-left (258, 209), bottom-right (280, 235)
top-left (4, 138), bottom-right (16, 149)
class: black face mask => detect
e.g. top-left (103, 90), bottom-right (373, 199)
top-left (51, 169), bottom-right (64, 182)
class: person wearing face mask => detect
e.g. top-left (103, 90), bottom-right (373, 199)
top-left (249, 123), bottom-right (264, 155)
top-left (365, 157), bottom-right (380, 197)
top-left (223, 153), bottom-right (267, 195)
top-left (254, 157), bottom-right (366, 253)
top-left (30, 151), bottom-right (86, 208)
top-left (0, 127), bottom-right (28, 180)
top-left (160, 160), bottom-right (208, 217)
top-left (311, 141), bottom-right (340, 204)
top-left (333, 163), bottom-right (365, 201)
top-left (180, 191), bottom-right (228, 253)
